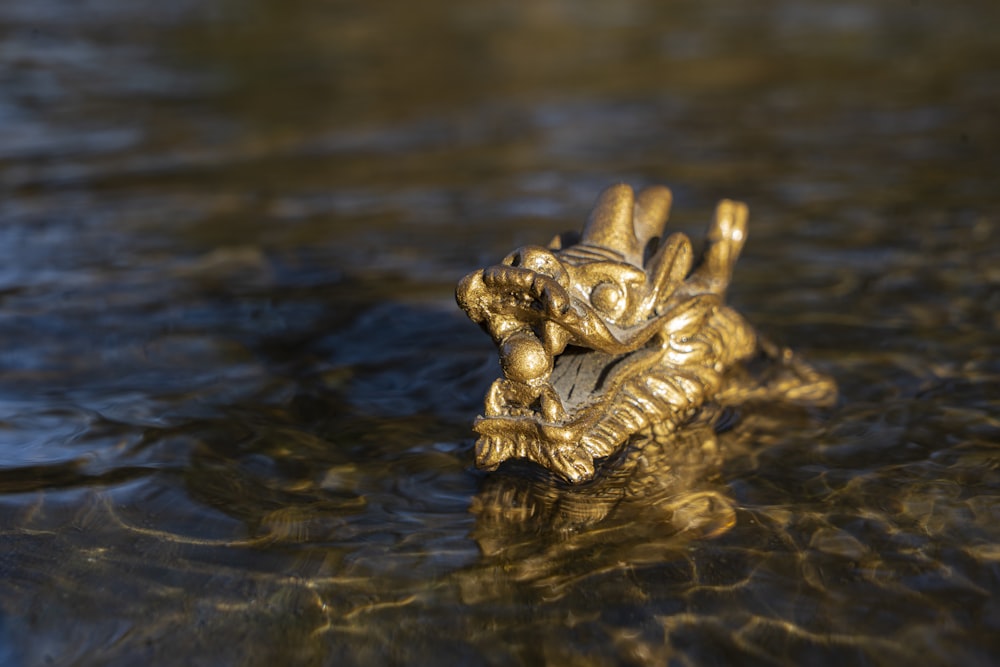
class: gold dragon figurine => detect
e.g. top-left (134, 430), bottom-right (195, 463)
top-left (457, 183), bottom-right (836, 483)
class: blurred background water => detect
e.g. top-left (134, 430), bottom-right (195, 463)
top-left (1, 0), bottom-right (998, 665)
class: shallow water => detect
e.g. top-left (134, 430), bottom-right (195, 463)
top-left (1, 0), bottom-right (999, 665)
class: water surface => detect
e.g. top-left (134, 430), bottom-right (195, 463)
top-left (1, 1), bottom-right (998, 664)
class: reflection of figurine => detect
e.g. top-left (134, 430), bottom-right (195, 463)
top-left (470, 421), bottom-right (734, 543)
top-left (457, 184), bottom-right (836, 483)
top-left (461, 423), bottom-right (738, 601)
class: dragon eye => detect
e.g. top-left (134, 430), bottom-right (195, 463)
top-left (590, 281), bottom-right (625, 317)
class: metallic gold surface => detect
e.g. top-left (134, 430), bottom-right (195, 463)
top-left (457, 183), bottom-right (836, 483)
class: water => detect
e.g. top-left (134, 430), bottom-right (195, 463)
top-left (1, 0), bottom-right (998, 664)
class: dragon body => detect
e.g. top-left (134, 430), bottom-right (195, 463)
top-left (457, 184), bottom-right (835, 483)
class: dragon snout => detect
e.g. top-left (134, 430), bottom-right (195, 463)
top-left (475, 265), bottom-right (571, 319)
top-left (502, 246), bottom-right (569, 286)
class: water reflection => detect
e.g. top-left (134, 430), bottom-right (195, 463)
top-left (466, 425), bottom-right (737, 601)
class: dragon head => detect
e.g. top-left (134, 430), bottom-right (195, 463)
top-left (457, 184), bottom-right (759, 483)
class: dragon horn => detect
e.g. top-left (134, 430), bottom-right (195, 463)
top-left (580, 184), bottom-right (643, 262)
top-left (687, 199), bottom-right (748, 296)
top-left (633, 185), bottom-right (673, 254)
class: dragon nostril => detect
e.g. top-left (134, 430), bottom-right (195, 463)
top-left (503, 251), bottom-right (522, 267)
top-left (518, 247), bottom-right (570, 287)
